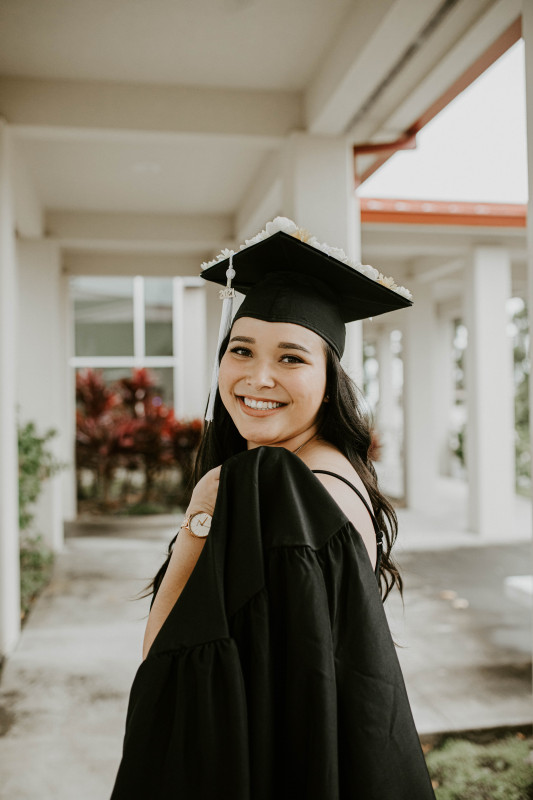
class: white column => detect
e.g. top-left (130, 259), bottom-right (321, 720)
top-left (0, 119), bottom-right (21, 656)
top-left (60, 272), bottom-right (77, 522)
top-left (16, 239), bottom-right (66, 551)
top-left (344, 194), bottom-right (364, 387)
top-left (522, 0), bottom-right (533, 664)
top-left (204, 280), bottom-right (223, 398)
top-left (181, 282), bottom-right (207, 418)
top-left (280, 132), bottom-right (363, 384)
top-left (375, 326), bottom-right (402, 496)
top-left (402, 278), bottom-right (438, 511)
top-left (464, 246), bottom-right (515, 536)
top-left (434, 315), bottom-right (455, 476)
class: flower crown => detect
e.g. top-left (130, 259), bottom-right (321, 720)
top-left (201, 216), bottom-right (412, 301)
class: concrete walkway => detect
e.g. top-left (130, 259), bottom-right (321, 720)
top-left (0, 481), bottom-right (531, 799)
top-left (0, 536), bottom-right (163, 800)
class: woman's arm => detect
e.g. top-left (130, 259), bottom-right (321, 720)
top-left (142, 465), bottom-right (221, 661)
top-left (142, 530), bottom-right (206, 660)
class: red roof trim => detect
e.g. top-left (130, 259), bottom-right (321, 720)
top-left (360, 198), bottom-right (527, 227)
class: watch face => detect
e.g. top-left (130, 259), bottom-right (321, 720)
top-left (190, 512), bottom-right (212, 537)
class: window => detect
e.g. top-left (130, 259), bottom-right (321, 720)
top-left (70, 275), bottom-right (203, 411)
top-left (74, 277), bottom-right (134, 357)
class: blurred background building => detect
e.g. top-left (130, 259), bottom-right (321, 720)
top-left (0, 0), bottom-right (531, 659)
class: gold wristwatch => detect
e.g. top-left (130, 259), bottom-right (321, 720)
top-left (180, 511), bottom-right (212, 538)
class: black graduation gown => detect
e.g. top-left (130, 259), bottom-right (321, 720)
top-left (110, 445), bottom-right (436, 800)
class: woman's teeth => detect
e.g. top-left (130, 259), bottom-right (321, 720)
top-left (243, 397), bottom-right (283, 410)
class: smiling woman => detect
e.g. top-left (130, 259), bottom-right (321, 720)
top-left (219, 319), bottom-right (327, 449)
top-left (110, 218), bottom-right (436, 800)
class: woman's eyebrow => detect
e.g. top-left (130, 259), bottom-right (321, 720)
top-left (229, 335), bottom-right (311, 355)
top-left (229, 335), bottom-right (255, 344)
top-left (278, 341), bottom-right (311, 354)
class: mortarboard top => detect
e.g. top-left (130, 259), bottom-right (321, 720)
top-left (199, 218), bottom-right (413, 420)
top-left (201, 227), bottom-right (412, 359)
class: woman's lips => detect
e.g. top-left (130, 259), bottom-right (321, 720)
top-left (237, 395), bottom-right (287, 417)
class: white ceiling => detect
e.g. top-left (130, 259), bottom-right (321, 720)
top-left (17, 135), bottom-right (275, 214)
top-left (0, 0), bottom-right (352, 90)
top-left (0, 0), bottom-right (523, 276)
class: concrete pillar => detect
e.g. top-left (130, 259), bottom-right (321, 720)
top-left (522, 0), bottom-right (533, 665)
top-left (16, 239), bottom-right (67, 551)
top-left (463, 246), bottom-right (515, 536)
top-left (0, 119), bottom-right (21, 656)
top-left (181, 282), bottom-right (207, 418)
top-left (376, 327), bottom-right (395, 434)
top-left (280, 132), bottom-right (363, 384)
top-left (402, 278), bottom-right (438, 512)
top-left (434, 315), bottom-right (455, 476)
top-left (375, 326), bottom-right (402, 495)
top-left (204, 280), bottom-right (222, 399)
top-left (59, 271), bottom-right (77, 523)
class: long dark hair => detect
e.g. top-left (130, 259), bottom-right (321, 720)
top-left (143, 329), bottom-right (403, 605)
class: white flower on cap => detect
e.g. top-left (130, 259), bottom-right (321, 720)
top-left (201, 216), bottom-right (413, 302)
top-left (395, 285), bottom-right (412, 300)
top-left (242, 230), bottom-right (267, 247)
top-left (265, 217), bottom-right (298, 236)
top-left (377, 273), bottom-right (398, 291)
top-left (360, 264), bottom-right (379, 281)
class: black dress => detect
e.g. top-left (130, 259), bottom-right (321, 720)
top-left (110, 446), bottom-right (436, 799)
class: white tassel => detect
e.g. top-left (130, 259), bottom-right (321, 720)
top-left (205, 255), bottom-right (236, 422)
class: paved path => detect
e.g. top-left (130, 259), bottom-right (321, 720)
top-left (0, 536), bottom-right (164, 800)
top-left (0, 519), bottom-right (531, 799)
top-left (387, 544), bottom-right (531, 735)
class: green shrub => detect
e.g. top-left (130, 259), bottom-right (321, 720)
top-left (18, 420), bottom-right (65, 622)
top-left (18, 421), bottom-right (64, 531)
top-left (426, 735), bottom-right (533, 800)
top-left (19, 534), bottom-right (54, 622)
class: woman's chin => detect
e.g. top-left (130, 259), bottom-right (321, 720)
top-left (231, 417), bottom-right (281, 446)
top-left (239, 425), bottom-right (280, 446)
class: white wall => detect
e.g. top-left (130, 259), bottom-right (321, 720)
top-left (181, 283), bottom-right (207, 418)
top-left (0, 120), bottom-right (21, 655)
top-left (16, 239), bottom-right (74, 549)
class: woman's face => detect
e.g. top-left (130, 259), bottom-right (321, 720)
top-left (218, 316), bottom-right (328, 450)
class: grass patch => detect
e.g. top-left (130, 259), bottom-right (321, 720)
top-left (20, 535), bottom-right (54, 623)
top-left (425, 733), bottom-right (533, 800)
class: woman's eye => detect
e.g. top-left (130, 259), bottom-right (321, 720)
top-left (229, 346), bottom-right (252, 357)
top-left (228, 346), bottom-right (303, 363)
top-left (281, 354), bottom-right (304, 364)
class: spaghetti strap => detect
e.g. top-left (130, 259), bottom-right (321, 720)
top-left (311, 469), bottom-right (383, 579)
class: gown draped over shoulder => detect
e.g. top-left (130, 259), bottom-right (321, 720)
top-left (110, 446), bottom-right (436, 800)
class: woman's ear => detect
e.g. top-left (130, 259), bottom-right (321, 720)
top-left (323, 394), bottom-right (330, 403)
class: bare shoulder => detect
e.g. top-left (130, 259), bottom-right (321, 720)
top-left (299, 440), bottom-right (377, 568)
top-left (299, 440), bottom-right (372, 506)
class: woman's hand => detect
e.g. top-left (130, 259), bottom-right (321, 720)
top-left (186, 465), bottom-right (221, 517)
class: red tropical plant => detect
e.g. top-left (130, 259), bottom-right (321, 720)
top-left (115, 368), bottom-right (157, 417)
top-left (75, 368), bottom-right (203, 513)
top-left (167, 413), bottom-right (203, 502)
top-left (76, 369), bottom-right (122, 418)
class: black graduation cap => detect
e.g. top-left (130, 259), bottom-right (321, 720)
top-left (201, 230), bottom-right (412, 359)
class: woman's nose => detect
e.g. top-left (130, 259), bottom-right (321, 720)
top-left (245, 360), bottom-right (275, 389)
